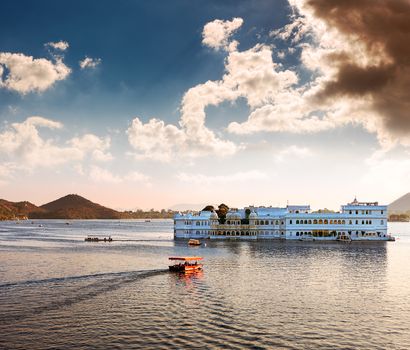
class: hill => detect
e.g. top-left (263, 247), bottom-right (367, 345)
top-left (0, 194), bottom-right (180, 220)
top-left (168, 203), bottom-right (210, 211)
top-left (0, 199), bottom-right (44, 220)
top-left (30, 194), bottom-right (122, 219)
top-left (388, 193), bottom-right (410, 213)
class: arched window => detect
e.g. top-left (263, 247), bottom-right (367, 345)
top-left (338, 220), bottom-right (342, 224)
top-left (319, 219), bottom-right (323, 224)
top-left (296, 220), bottom-right (299, 224)
top-left (308, 220), bottom-right (312, 224)
top-left (275, 220), bottom-right (279, 225)
top-left (196, 221), bottom-right (200, 226)
top-left (313, 219), bottom-right (317, 224)
top-left (349, 220), bottom-right (352, 225)
top-left (265, 220), bottom-right (269, 225)
top-left (342, 220), bottom-right (345, 224)
top-left (304, 220), bottom-right (307, 224)
top-left (324, 219), bottom-right (328, 224)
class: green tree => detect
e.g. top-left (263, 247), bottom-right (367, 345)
top-left (201, 205), bottom-right (215, 212)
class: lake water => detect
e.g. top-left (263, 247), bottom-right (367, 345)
top-left (1, 220), bottom-right (410, 349)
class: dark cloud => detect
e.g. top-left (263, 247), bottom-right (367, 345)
top-left (307, 0), bottom-right (410, 134)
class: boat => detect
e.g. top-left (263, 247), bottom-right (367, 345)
top-left (299, 236), bottom-right (315, 241)
top-left (337, 234), bottom-right (352, 242)
top-left (188, 239), bottom-right (201, 246)
top-left (169, 256), bottom-right (203, 273)
top-left (84, 235), bottom-right (112, 242)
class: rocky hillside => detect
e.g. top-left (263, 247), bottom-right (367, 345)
top-left (31, 194), bottom-right (122, 219)
top-left (0, 199), bottom-right (44, 220)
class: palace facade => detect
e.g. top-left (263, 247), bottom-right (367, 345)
top-left (174, 199), bottom-right (390, 241)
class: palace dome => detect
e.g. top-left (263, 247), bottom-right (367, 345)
top-left (210, 211), bottom-right (218, 219)
top-left (249, 211), bottom-right (257, 219)
top-left (226, 211), bottom-right (241, 219)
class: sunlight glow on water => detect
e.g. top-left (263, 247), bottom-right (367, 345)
top-left (1, 220), bottom-right (410, 349)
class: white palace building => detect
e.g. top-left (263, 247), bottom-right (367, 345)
top-left (174, 198), bottom-right (392, 241)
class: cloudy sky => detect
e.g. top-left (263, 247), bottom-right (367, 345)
top-left (1, 0), bottom-right (409, 210)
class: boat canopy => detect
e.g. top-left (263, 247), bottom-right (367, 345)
top-left (169, 256), bottom-right (203, 261)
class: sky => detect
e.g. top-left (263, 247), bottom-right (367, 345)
top-left (1, 0), bottom-right (410, 211)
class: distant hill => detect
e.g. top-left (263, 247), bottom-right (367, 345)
top-left (0, 199), bottom-right (44, 220)
top-left (389, 193), bottom-right (410, 213)
top-left (30, 194), bottom-right (122, 219)
top-left (168, 203), bottom-right (210, 211)
top-left (0, 194), bottom-right (180, 220)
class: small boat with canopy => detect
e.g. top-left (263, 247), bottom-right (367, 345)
top-left (188, 239), bottom-right (201, 246)
top-left (169, 256), bottom-right (203, 273)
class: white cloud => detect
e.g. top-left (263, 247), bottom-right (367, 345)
top-left (270, 16), bottom-right (308, 43)
top-left (0, 162), bottom-right (16, 186)
top-left (127, 33), bottom-right (297, 161)
top-left (127, 117), bottom-right (186, 162)
top-left (88, 165), bottom-right (151, 185)
top-left (274, 145), bottom-right (313, 162)
top-left (0, 116), bottom-right (82, 167)
top-left (0, 117), bottom-right (113, 170)
top-left (0, 52), bottom-right (71, 94)
top-left (70, 134), bottom-right (112, 162)
top-left (79, 56), bottom-right (101, 69)
top-left (124, 171), bottom-right (151, 183)
top-left (129, 10), bottom-right (409, 162)
top-left (202, 17), bottom-right (243, 51)
top-left (177, 170), bottom-right (267, 185)
top-left (45, 41), bottom-right (69, 51)
top-left (89, 165), bottom-right (122, 183)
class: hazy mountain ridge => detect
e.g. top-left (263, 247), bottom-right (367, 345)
top-left (388, 193), bottom-right (410, 213)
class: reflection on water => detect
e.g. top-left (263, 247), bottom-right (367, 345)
top-left (0, 220), bottom-right (409, 349)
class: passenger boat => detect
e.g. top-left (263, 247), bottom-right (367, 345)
top-left (188, 239), bottom-right (201, 246)
top-left (169, 256), bottom-right (203, 273)
top-left (84, 235), bottom-right (112, 242)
